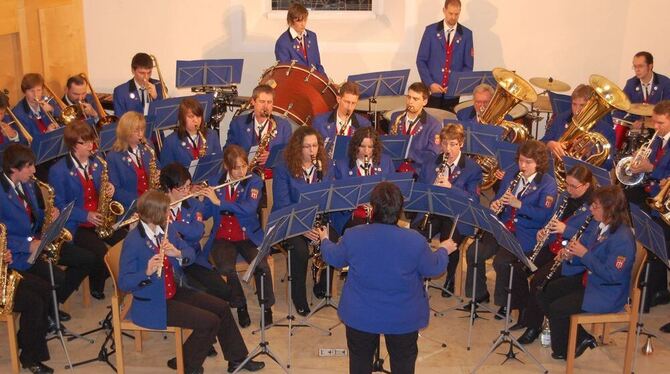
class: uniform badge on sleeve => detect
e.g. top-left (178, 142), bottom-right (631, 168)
top-left (434, 134), bottom-right (441, 145)
top-left (250, 188), bottom-right (259, 200)
top-left (545, 196), bottom-right (554, 208)
top-left (195, 212), bottom-right (203, 222)
top-left (615, 256), bottom-right (626, 270)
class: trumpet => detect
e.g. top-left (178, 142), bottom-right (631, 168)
top-left (615, 131), bottom-right (657, 186)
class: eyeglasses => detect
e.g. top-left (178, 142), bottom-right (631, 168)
top-left (175, 184), bottom-right (191, 192)
top-left (565, 182), bottom-right (585, 189)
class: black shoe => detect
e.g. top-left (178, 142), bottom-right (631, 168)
top-left (263, 309), bottom-right (273, 326)
top-left (510, 321), bottom-right (526, 331)
top-left (227, 359), bottom-right (265, 373)
top-left (58, 309), bottom-right (71, 322)
top-left (22, 362), bottom-right (54, 374)
top-left (494, 306), bottom-right (507, 320)
top-left (551, 352), bottom-right (566, 360)
top-left (313, 284), bottom-right (326, 299)
top-left (575, 335), bottom-right (597, 358)
top-left (518, 327), bottom-right (541, 345)
top-left (441, 280), bottom-right (455, 298)
top-left (90, 290), bottom-right (105, 300)
top-left (660, 321), bottom-right (670, 333)
top-left (237, 306), bottom-right (251, 328)
top-left (473, 292), bottom-right (490, 304)
top-left (651, 290), bottom-right (670, 307)
top-left (295, 305), bottom-right (311, 317)
top-left (207, 345), bottom-right (218, 357)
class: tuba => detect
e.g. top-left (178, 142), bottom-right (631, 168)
top-left (249, 113), bottom-right (277, 180)
top-left (150, 54), bottom-right (169, 99)
top-left (140, 139), bottom-right (161, 189)
top-left (553, 75), bottom-right (630, 190)
top-left (79, 73), bottom-right (118, 128)
top-left (94, 155), bottom-right (125, 238)
top-left (475, 68), bottom-right (537, 190)
top-left (0, 223), bottom-right (22, 315)
top-left (33, 178), bottom-right (72, 263)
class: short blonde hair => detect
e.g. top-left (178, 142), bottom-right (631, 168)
top-left (112, 111), bottom-right (146, 152)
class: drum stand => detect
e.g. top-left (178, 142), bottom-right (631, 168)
top-left (234, 269), bottom-right (289, 373)
top-left (472, 263), bottom-right (548, 373)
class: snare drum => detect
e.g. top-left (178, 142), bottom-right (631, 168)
top-left (259, 62), bottom-right (338, 127)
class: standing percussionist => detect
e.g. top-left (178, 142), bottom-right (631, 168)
top-left (416, 0), bottom-right (474, 112)
top-left (319, 181), bottom-right (457, 374)
top-left (113, 52), bottom-right (165, 117)
top-left (274, 2), bottom-right (325, 74)
top-left (312, 81), bottom-right (371, 149)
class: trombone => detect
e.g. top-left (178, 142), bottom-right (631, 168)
top-left (79, 73), bottom-right (118, 128)
top-left (42, 83), bottom-right (80, 125)
top-left (149, 54), bottom-right (169, 99)
top-left (1, 90), bottom-right (33, 144)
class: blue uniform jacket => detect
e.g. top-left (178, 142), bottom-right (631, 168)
top-left (12, 98), bottom-right (62, 142)
top-left (107, 146), bottom-right (159, 210)
top-left (271, 160), bottom-right (335, 212)
top-left (0, 176), bottom-right (45, 271)
top-left (224, 112), bottom-right (292, 156)
top-left (321, 223), bottom-right (449, 334)
top-left (456, 107), bottom-right (512, 122)
top-left (62, 93), bottom-right (99, 128)
top-left (561, 224), bottom-right (636, 313)
top-left (545, 195), bottom-right (592, 247)
top-left (416, 22), bottom-right (474, 99)
top-left (170, 198), bottom-right (207, 268)
top-left (48, 155), bottom-right (104, 235)
top-left (644, 137), bottom-right (670, 216)
top-left (541, 110), bottom-right (617, 169)
top-left (118, 223), bottom-right (195, 330)
top-left (159, 129), bottom-right (222, 169)
top-left (274, 29), bottom-right (325, 74)
top-left (312, 110), bottom-right (371, 143)
top-left (112, 78), bottom-right (165, 117)
top-left (614, 73), bottom-right (670, 121)
top-left (388, 110), bottom-right (441, 175)
top-left (203, 172), bottom-right (264, 254)
top-left (496, 167), bottom-right (557, 253)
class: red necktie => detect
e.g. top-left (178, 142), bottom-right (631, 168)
top-left (298, 37), bottom-right (307, 60)
top-left (655, 139), bottom-right (665, 166)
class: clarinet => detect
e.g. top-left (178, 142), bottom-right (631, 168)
top-left (492, 172), bottom-right (524, 216)
top-left (528, 193), bottom-right (569, 264)
top-left (537, 214), bottom-right (593, 290)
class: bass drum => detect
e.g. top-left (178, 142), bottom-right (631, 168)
top-left (259, 62), bottom-right (338, 127)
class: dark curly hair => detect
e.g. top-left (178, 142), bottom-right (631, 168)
top-left (347, 127), bottom-right (381, 168)
top-left (284, 126), bottom-right (328, 178)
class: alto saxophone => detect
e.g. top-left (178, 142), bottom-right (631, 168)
top-left (0, 223), bottom-right (22, 315)
top-left (95, 155), bottom-right (125, 239)
top-left (250, 113), bottom-right (277, 179)
top-left (140, 139), bottom-right (161, 190)
top-left (33, 178), bottom-right (72, 264)
top-left (197, 124), bottom-right (208, 158)
top-left (389, 111), bottom-right (405, 136)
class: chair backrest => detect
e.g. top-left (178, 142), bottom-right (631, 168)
top-left (631, 242), bottom-right (648, 293)
top-left (104, 240), bottom-right (127, 301)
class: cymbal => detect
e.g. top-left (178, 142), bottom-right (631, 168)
top-left (533, 95), bottom-right (552, 112)
top-left (629, 103), bottom-right (655, 117)
top-left (529, 77), bottom-right (571, 92)
top-left (355, 95), bottom-right (406, 112)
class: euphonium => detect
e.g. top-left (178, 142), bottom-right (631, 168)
top-left (615, 131), bottom-right (657, 186)
top-left (95, 155), bottom-right (125, 238)
top-left (647, 177), bottom-right (670, 226)
top-left (140, 139), bottom-right (161, 189)
top-left (150, 54), bottom-right (169, 99)
top-left (79, 73), bottom-right (118, 128)
top-left (0, 223), bottom-right (22, 315)
top-left (2, 90), bottom-right (33, 144)
top-left (249, 113), bottom-right (277, 180)
top-left (476, 68), bottom-right (537, 190)
top-left (33, 177), bottom-right (72, 263)
top-left (528, 193), bottom-right (569, 264)
top-left (554, 75), bottom-right (630, 190)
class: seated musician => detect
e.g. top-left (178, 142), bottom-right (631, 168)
top-left (202, 145), bottom-right (275, 328)
top-left (387, 82), bottom-right (441, 176)
top-left (274, 2), bottom-right (325, 74)
top-left (517, 164), bottom-right (595, 344)
top-left (312, 81), bottom-right (371, 146)
top-left (628, 100), bottom-right (670, 312)
top-left (539, 185), bottom-right (635, 360)
top-left (160, 97), bottom-right (222, 168)
top-left (456, 83), bottom-right (513, 124)
top-left (466, 140), bottom-right (557, 318)
top-left (224, 84), bottom-right (292, 177)
top-left (541, 84), bottom-right (616, 169)
top-left (272, 126), bottom-right (334, 315)
top-left (331, 127), bottom-right (394, 233)
top-left (1, 242), bottom-right (54, 374)
top-left (12, 73), bottom-right (61, 140)
top-left (1, 144), bottom-right (95, 322)
top-left (107, 111), bottom-right (158, 211)
top-left (112, 52), bottom-right (165, 117)
top-left (0, 92), bottom-right (27, 150)
top-left (117, 190), bottom-right (264, 373)
top-left (414, 123), bottom-right (482, 297)
top-left (48, 120), bottom-right (125, 300)
top-left (62, 75), bottom-right (98, 126)
top-left (318, 181), bottom-right (457, 373)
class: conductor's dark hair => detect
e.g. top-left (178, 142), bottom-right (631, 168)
top-left (159, 163), bottom-right (191, 192)
top-left (370, 181), bottom-right (403, 225)
top-left (2, 144), bottom-right (36, 175)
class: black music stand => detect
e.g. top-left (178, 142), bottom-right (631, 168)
top-left (549, 91), bottom-right (572, 114)
top-left (494, 141), bottom-right (520, 175)
top-left (379, 135), bottom-right (413, 171)
top-left (563, 156), bottom-right (612, 187)
top-left (347, 69), bottom-right (410, 130)
top-left (147, 94), bottom-right (214, 149)
top-left (461, 121), bottom-right (504, 157)
top-left (325, 135), bottom-right (350, 162)
top-left (444, 71), bottom-right (495, 98)
top-left (98, 121), bottom-right (120, 153)
top-left (191, 153), bottom-right (224, 185)
top-left (32, 127), bottom-right (67, 164)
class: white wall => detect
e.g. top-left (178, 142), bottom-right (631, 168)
top-left (83, 0), bottom-right (670, 98)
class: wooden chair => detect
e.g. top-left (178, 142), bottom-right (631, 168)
top-left (104, 241), bottom-right (186, 374)
top-left (0, 312), bottom-right (20, 374)
top-left (566, 242), bottom-right (647, 373)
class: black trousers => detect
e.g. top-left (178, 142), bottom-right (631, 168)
top-left (183, 263), bottom-right (232, 302)
top-left (73, 226), bottom-right (126, 293)
top-left (28, 241), bottom-right (95, 304)
top-left (538, 274), bottom-right (588, 356)
top-left (210, 238), bottom-right (274, 308)
top-left (412, 215), bottom-right (463, 286)
top-left (346, 325), bottom-right (418, 374)
top-left (427, 95), bottom-right (460, 113)
top-left (645, 216), bottom-right (670, 307)
top-left (166, 287), bottom-right (248, 371)
top-left (13, 271), bottom-right (51, 365)
top-left (465, 232), bottom-right (497, 299)
top-left (521, 246), bottom-right (560, 329)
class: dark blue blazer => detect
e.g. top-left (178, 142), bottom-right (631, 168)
top-left (107, 146), bottom-right (158, 210)
top-left (118, 223), bottom-right (195, 330)
top-left (312, 110), bottom-right (371, 142)
top-left (614, 73), bottom-right (670, 121)
top-left (546, 195), bottom-right (593, 247)
top-left (12, 97), bottom-right (62, 142)
top-left (541, 110), bottom-right (617, 169)
top-left (170, 198), bottom-right (207, 268)
top-left (203, 173), bottom-right (264, 255)
top-left (388, 110), bottom-right (442, 176)
top-left (271, 160), bottom-right (335, 212)
top-left (456, 106), bottom-right (512, 122)
top-left (321, 223), bottom-right (449, 334)
top-left (274, 29), bottom-right (325, 74)
top-left (644, 137), bottom-right (670, 213)
top-left (416, 22), bottom-right (474, 98)
top-left (496, 167), bottom-right (557, 253)
top-left (159, 129), bottom-right (222, 169)
top-left (561, 224), bottom-right (636, 313)
top-left (48, 155), bottom-right (104, 235)
top-left (112, 78), bottom-right (165, 117)
top-left (0, 176), bottom-right (45, 271)
top-left (62, 93), bottom-right (98, 128)
top-left (224, 113), bottom-right (292, 156)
